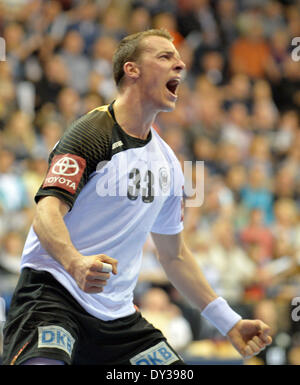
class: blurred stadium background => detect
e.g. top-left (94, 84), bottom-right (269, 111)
top-left (0, 0), bottom-right (300, 365)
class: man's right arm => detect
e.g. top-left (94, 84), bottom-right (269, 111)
top-left (33, 196), bottom-right (118, 293)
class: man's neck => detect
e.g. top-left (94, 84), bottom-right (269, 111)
top-left (113, 91), bottom-right (157, 140)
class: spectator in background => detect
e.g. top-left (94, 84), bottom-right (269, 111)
top-left (126, 6), bottom-right (151, 35)
top-left (161, 125), bottom-right (187, 159)
top-left (190, 78), bottom-right (223, 143)
top-left (56, 87), bottom-right (81, 127)
top-left (0, 231), bottom-right (24, 305)
top-left (273, 166), bottom-right (298, 203)
top-left (37, 0), bottom-right (69, 46)
top-left (240, 208), bottom-right (274, 266)
top-left (67, 1), bottom-right (100, 55)
top-left (282, 131), bottom-right (300, 190)
top-left (272, 110), bottom-right (299, 162)
top-left (252, 79), bottom-right (278, 116)
top-left (267, 28), bottom-right (291, 81)
top-left (0, 148), bottom-right (28, 213)
top-left (35, 120), bottom-right (63, 159)
top-left (251, 100), bottom-right (278, 135)
top-left (132, 0), bottom-right (177, 16)
top-left (215, 0), bottom-right (238, 47)
top-left (262, 1), bottom-right (286, 38)
top-left (22, 156), bottom-right (48, 206)
top-left (221, 102), bottom-right (252, 157)
top-left (272, 57), bottom-right (300, 112)
top-left (188, 173), bottom-right (235, 235)
top-left (216, 141), bottom-right (243, 176)
top-left (240, 165), bottom-right (274, 225)
top-left (139, 287), bottom-right (193, 352)
top-left (58, 30), bottom-right (91, 95)
top-left (271, 198), bottom-right (300, 251)
top-left (34, 55), bottom-right (69, 110)
top-left (192, 136), bottom-right (218, 175)
top-left (229, 11), bottom-right (271, 79)
top-left (247, 136), bottom-right (273, 177)
top-left (3, 22), bottom-right (26, 80)
top-left (226, 164), bottom-right (247, 203)
top-left (223, 73), bottom-right (252, 112)
top-left (199, 49), bottom-right (226, 86)
top-left (177, 0), bottom-right (220, 49)
top-left (3, 110), bottom-right (38, 161)
top-left (81, 92), bottom-right (104, 116)
top-left (3, 19), bottom-right (42, 80)
top-left (251, 199), bottom-right (300, 300)
top-left (91, 36), bottom-right (118, 101)
top-left (152, 12), bottom-right (184, 47)
top-left (98, 5), bottom-right (127, 41)
top-left (285, 4), bottom-right (300, 40)
top-left (0, 62), bottom-right (16, 129)
top-left (202, 219), bottom-right (257, 306)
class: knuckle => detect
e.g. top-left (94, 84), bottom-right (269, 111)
top-left (83, 282), bottom-right (89, 290)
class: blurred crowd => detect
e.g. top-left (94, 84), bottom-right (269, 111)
top-left (0, 0), bottom-right (300, 365)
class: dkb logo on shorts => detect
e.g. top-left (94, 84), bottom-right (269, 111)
top-left (130, 341), bottom-right (179, 365)
top-left (38, 325), bottom-right (75, 357)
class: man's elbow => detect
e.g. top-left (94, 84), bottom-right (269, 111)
top-left (32, 211), bottom-right (41, 236)
top-left (32, 201), bottom-right (48, 236)
top-left (157, 251), bottom-right (184, 266)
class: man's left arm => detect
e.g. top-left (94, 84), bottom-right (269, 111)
top-left (151, 231), bottom-right (272, 359)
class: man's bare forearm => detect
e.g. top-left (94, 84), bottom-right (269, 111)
top-left (160, 247), bottom-right (217, 310)
top-left (152, 232), bottom-right (217, 310)
top-left (33, 196), bottom-right (80, 273)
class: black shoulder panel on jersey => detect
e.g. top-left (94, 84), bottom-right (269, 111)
top-left (109, 102), bottom-right (152, 157)
top-left (35, 106), bottom-right (113, 209)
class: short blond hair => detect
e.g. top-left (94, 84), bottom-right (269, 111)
top-left (112, 29), bottom-right (173, 88)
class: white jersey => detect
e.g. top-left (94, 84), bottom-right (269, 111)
top-left (21, 103), bottom-right (184, 321)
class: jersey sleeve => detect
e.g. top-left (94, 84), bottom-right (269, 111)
top-left (35, 110), bottom-right (112, 209)
top-left (151, 163), bottom-right (184, 235)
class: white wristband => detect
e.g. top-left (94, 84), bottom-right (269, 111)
top-left (201, 297), bottom-right (242, 336)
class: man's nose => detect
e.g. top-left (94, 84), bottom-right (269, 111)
top-left (175, 58), bottom-right (186, 72)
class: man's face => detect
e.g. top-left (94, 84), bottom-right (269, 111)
top-left (134, 36), bottom-right (186, 112)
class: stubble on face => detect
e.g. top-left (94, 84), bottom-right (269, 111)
top-left (135, 36), bottom-right (185, 113)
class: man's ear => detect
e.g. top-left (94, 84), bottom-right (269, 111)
top-left (123, 61), bottom-right (140, 81)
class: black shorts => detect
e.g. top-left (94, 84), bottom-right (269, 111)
top-left (2, 268), bottom-right (184, 365)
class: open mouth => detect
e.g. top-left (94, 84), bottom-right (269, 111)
top-left (166, 79), bottom-right (180, 97)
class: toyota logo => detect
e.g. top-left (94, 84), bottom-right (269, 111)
top-left (52, 156), bottom-right (80, 176)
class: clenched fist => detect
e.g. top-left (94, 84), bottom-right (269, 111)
top-left (68, 254), bottom-right (118, 293)
top-left (227, 319), bottom-right (272, 359)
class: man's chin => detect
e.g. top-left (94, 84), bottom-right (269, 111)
top-left (160, 100), bottom-right (177, 112)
